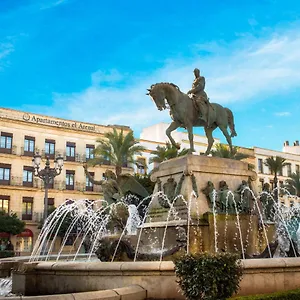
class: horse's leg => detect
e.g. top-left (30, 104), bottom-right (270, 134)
top-left (185, 124), bottom-right (195, 153)
top-left (166, 121), bottom-right (180, 149)
top-left (219, 125), bottom-right (233, 153)
top-left (204, 126), bottom-right (216, 155)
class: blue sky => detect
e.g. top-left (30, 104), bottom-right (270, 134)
top-left (1, 0), bottom-right (300, 151)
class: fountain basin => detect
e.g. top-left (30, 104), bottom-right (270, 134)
top-left (11, 258), bottom-right (300, 299)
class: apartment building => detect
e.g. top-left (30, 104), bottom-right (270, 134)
top-left (0, 107), bottom-right (132, 254)
top-left (254, 144), bottom-right (300, 207)
top-left (137, 123), bottom-right (221, 173)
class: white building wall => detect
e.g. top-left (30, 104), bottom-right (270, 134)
top-left (135, 123), bottom-right (220, 173)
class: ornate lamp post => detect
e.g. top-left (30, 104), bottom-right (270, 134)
top-left (32, 154), bottom-right (64, 221)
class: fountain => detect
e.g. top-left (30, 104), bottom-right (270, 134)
top-left (4, 154), bottom-right (300, 299)
top-left (3, 70), bottom-right (300, 299)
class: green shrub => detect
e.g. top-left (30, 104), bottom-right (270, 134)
top-left (0, 250), bottom-right (15, 258)
top-left (174, 252), bottom-right (243, 300)
top-left (232, 288), bottom-right (300, 299)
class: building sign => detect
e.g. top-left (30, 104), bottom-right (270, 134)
top-left (22, 113), bottom-right (96, 132)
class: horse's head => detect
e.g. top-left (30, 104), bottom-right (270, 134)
top-left (147, 84), bottom-right (167, 111)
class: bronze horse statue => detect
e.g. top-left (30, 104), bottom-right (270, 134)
top-left (147, 82), bottom-right (237, 155)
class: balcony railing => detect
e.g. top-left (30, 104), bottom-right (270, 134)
top-left (5, 177), bottom-right (102, 193)
top-left (21, 147), bottom-right (39, 157)
top-left (10, 176), bottom-right (42, 188)
top-left (0, 145), bottom-right (17, 155)
top-left (12, 211), bottom-right (43, 223)
top-left (0, 145), bottom-right (116, 167)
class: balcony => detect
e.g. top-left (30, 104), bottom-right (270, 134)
top-left (10, 211), bottom-right (43, 223)
top-left (9, 176), bottom-right (42, 188)
top-left (0, 145), bottom-right (17, 155)
top-left (5, 177), bottom-right (102, 194)
top-left (21, 147), bottom-right (39, 157)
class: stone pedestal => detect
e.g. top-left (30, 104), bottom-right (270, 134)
top-left (149, 154), bottom-right (257, 218)
top-left (137, 154), bottom-right (261, 256)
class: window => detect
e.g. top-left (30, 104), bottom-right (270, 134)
top-left (23, 166), bottom-right (33, 187)
top-left (258, 159), bottom-right (264, 173)
top-left (16, 229), bottom-right (33, 252)
top-left (278, 168), bottom-right (283, 176)
top-left (259, 178), bottom-right (264, 192)
top-left (66, 142), bottom-right (76, 161)
top-left (0, 132), bottom-right (13, 154)
top-left (48, 198), bottom-right (55, 213)
top-left (22, 197), bottom-right (33, 220)
top-left (0, 164), bottom-right (11, 185)
top-left (86, 172), bottom-right (94, 191)
top-left (0, 196), bottom-right (9, 213)
top-left (296, 165), bottom-right (300, 173)
top-left (287, 164), bottom-right (292, 177)
top-left (24, 136), bottom-right (35, 156)
top-left (290, 200), bottom-right (294, 207)
top-left (137, 157), bottom-right (147, 175)
top-left (45, 139), bottom-right (55, 158)
top-left (66, 170), bottom-right (75, 190)
top-left (85, 144), bottom-right (95, 160)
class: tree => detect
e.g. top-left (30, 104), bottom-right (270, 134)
top-left (134, 173), bottom-right (156, 194)
top-left (285, 171), bottom-right (300, 197)
top-left (0, 211), bottom-right (25, 235)
top-left (210, 143), bottom-right (249, 160)
top-left (149, 142), bottom-right (189, 165)
top-left (87, 128), bottom-right (146, 177)
top-left (264, 156), bottom-right (288, 200)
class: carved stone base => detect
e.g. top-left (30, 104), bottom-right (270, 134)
top-left (149, 154), bottom-right (257, 219)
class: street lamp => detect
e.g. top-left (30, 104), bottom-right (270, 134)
top-left (32, 154), bottom-right (64, 221)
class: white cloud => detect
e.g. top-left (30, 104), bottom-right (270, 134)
top-left (274, 112), bottom-right (291, 117)
top-left (0, 42), bottom-right (14, 71)
top-left (51, 24), bottom-right (300, 133)
top-left (91, 69), bottom-right (124, 86)
top-left (39, 0), bottom-right (68, 10)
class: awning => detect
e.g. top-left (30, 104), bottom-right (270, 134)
top-left (17, 229), bottom-right (33, 238)
top-left (0, 232), bottom-right (10, 238)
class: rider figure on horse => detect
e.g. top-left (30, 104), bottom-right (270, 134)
top-left (187, 68), bottom-right (212, 128)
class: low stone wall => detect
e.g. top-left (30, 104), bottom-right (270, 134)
top-left (11, 258), bottom-right (300, 299)
top-left (0, 285), bottom-right (146, 300)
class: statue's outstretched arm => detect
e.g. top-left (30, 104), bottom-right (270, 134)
top-left (83, 164), bottom-right (104, 186)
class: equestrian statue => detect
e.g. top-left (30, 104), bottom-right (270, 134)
top-left (147, 68), bottom-right (237, 155)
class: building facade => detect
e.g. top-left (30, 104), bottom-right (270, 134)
top-left (254, 142), bottom-right (300, 207)
top-left (2, 106), bottom-right (300, 254)
top-left (137, 123), bottom-right (221, 174)
top-left (0, 107), bottom-right (132, 254)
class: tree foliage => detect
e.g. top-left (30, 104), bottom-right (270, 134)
top-left (264, 156), bottom-right (287, 200)
top-left (134, 173), bottom-right (155, 194)
top-left (0, 211), bottom-right (25, 235)
top-left (285, 171), bottom-right (300, 197)
top-left (210, 143), bottom-right (249, 160)
top-left (264, 156), bottom-right (287, 186)
top-left (87, 128), bottom-right (146, 177)
top-left (149, 142), bottom-right (189, 165)
top-left (174, 253), bottom-right (243, 300)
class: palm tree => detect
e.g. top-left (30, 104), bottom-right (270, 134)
top-left (149, 142), bottom-right (189, 165)
top-left (285, 171), bottom-right (300, 196)
top-left (210, 143), bottom-right (249, 160)
top-left (87, 128), bottom-right (146, 177)
top-left (264, 156), bottom-right (288, 200)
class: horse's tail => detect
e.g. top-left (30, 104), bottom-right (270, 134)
top-left (225, 108), bottom-right (237, 137)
